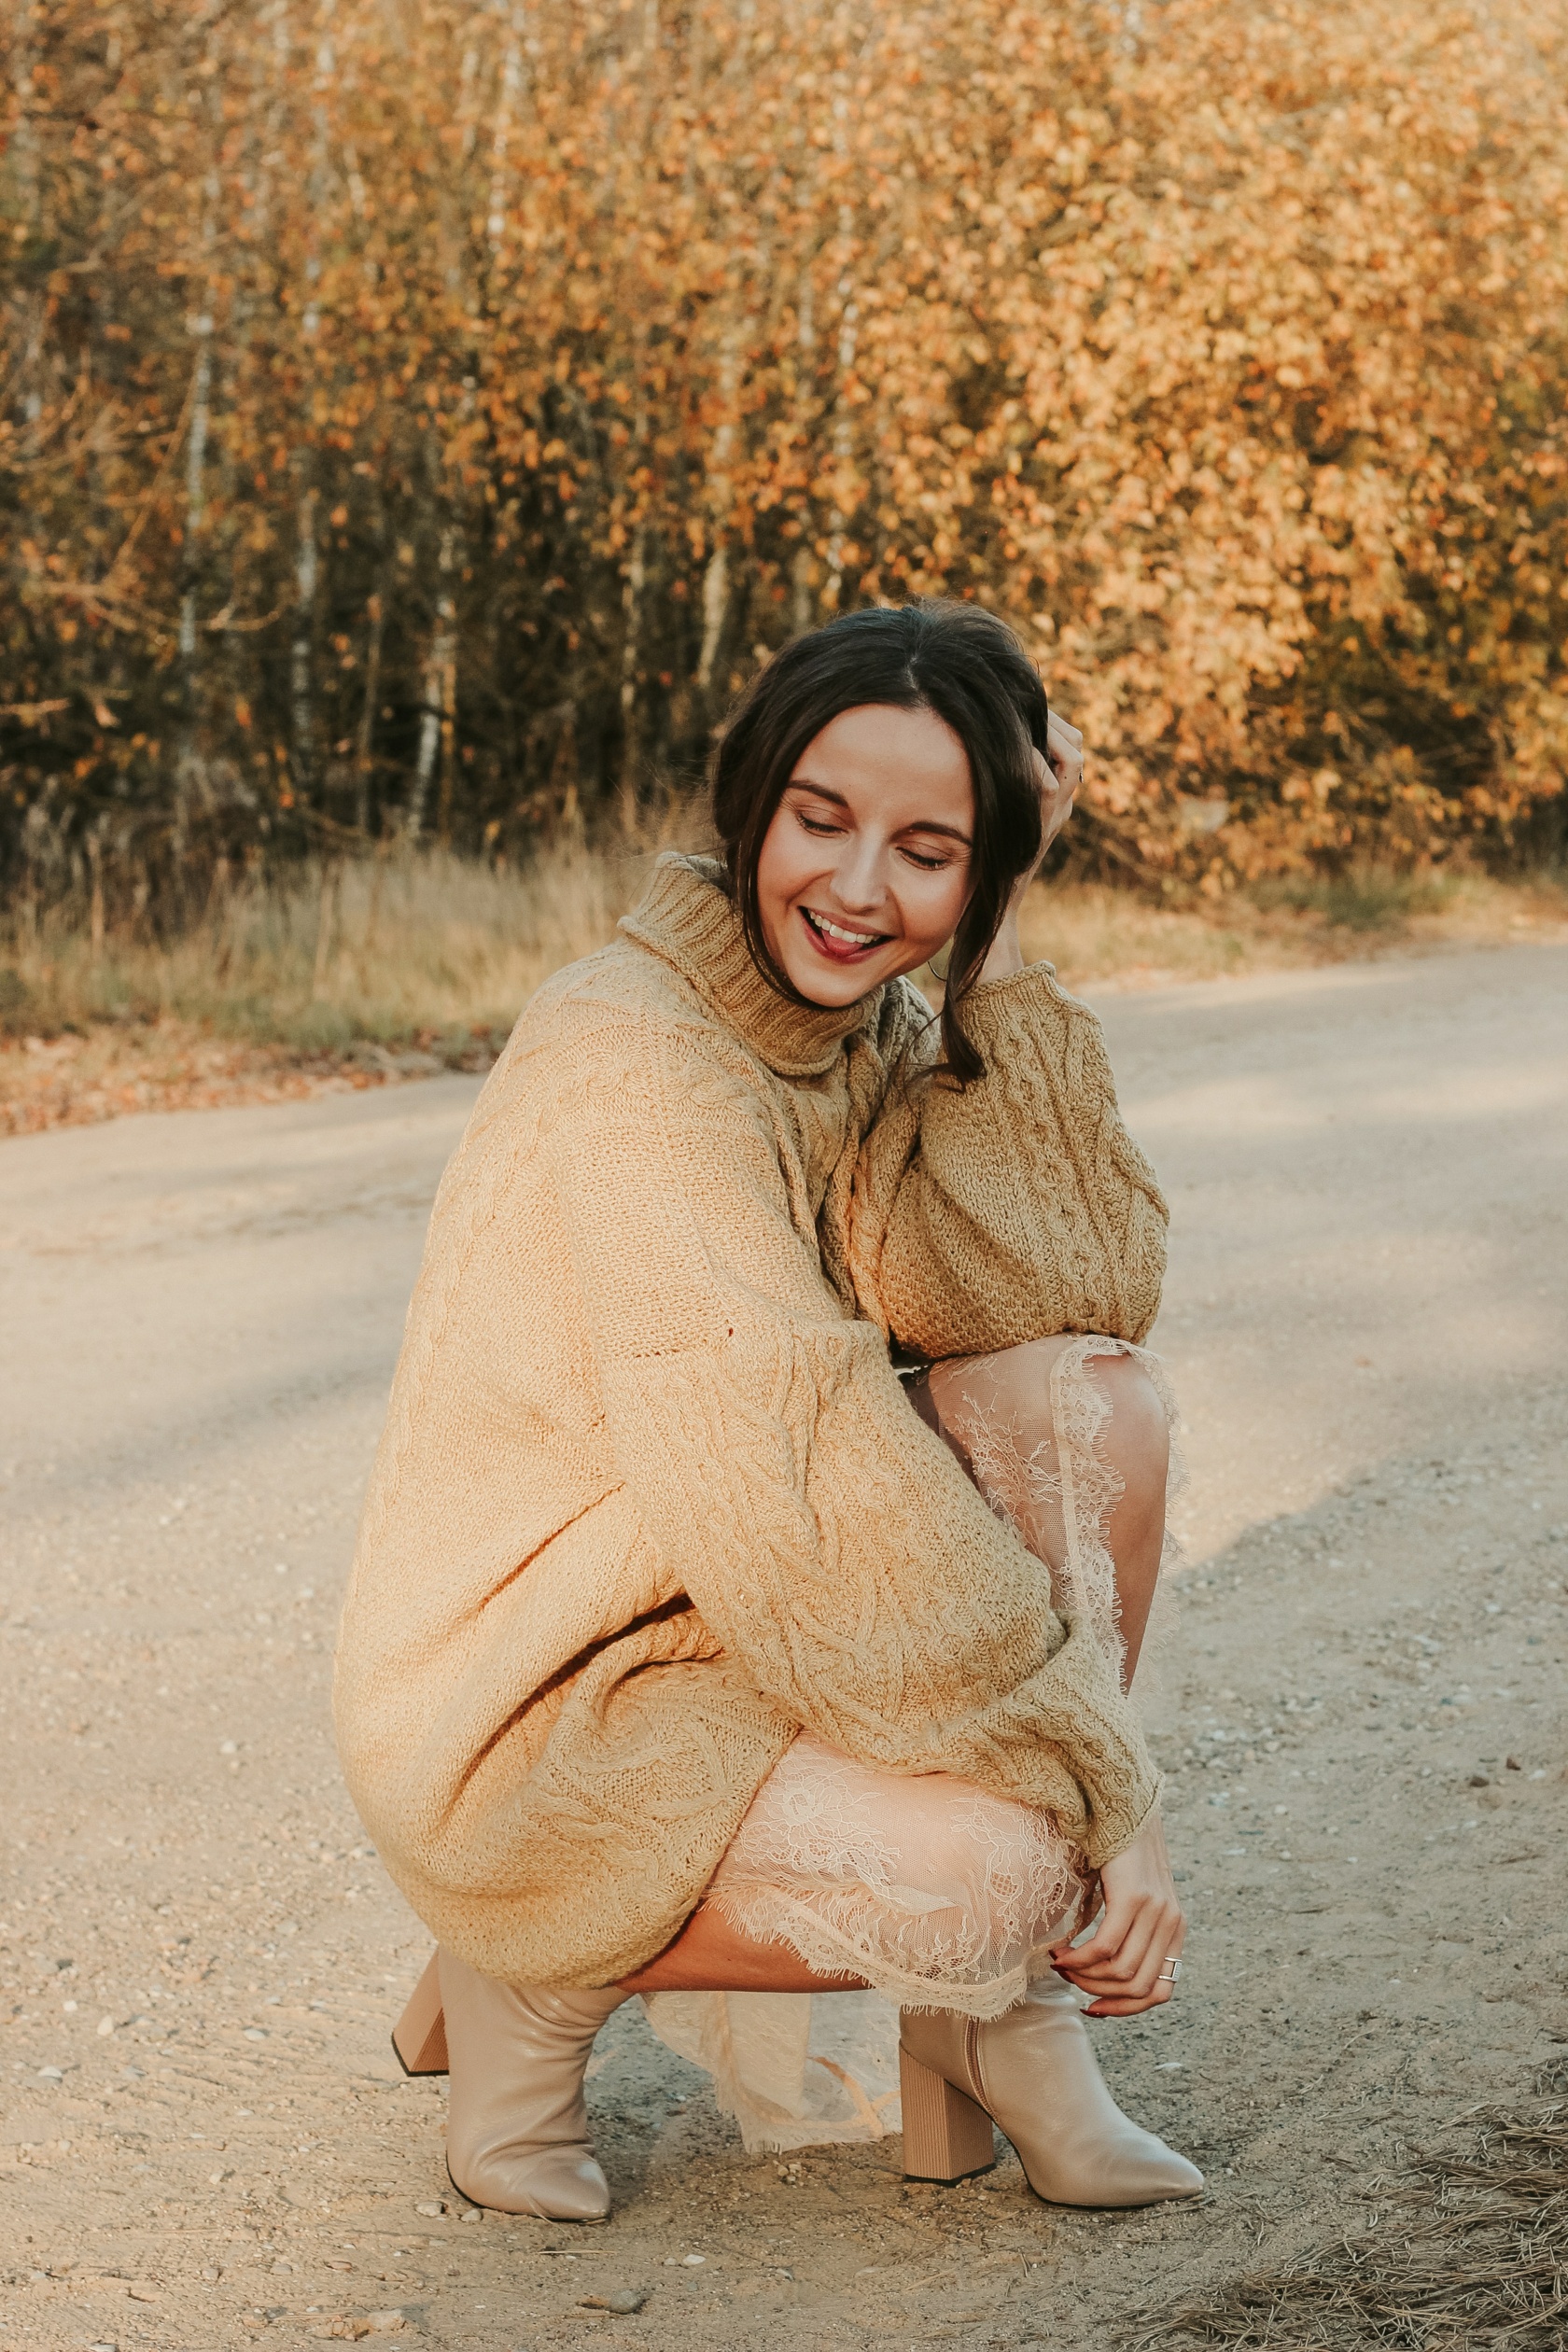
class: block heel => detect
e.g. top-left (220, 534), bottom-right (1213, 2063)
top-left (898, 2029), bottom-right (997, 2182)
top-left (391, 1953), bottom-right (449, 2076)
top-left (901, 1984), bottom-right (1204, 2207)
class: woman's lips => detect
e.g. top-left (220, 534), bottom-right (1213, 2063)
top-left (799, 906), bottom-right (890, 963)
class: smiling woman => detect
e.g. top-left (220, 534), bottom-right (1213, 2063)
top-left (714, 601), bottom-right (1074, 1082)
top-left (337, 598), bottom-right (1198, 2225)
top-left (759, 703), bottom-right (978, 996)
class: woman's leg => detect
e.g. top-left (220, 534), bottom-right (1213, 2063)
top-left (1096, 1352), bottom-right (1172, 1685)
top-left (914, 1336), bottom-right (1171, 1687)
top-left (623, 1334), bottom-right (1171, 1995)
top-left (621, 1899), bottom-right (866, 1994)
top-left (455, 1335), bottom-right (1194, 2214)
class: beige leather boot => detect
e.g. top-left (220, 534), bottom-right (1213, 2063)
top-left (899, 1978), bottom-right (1203, 2207)
top-left (439, 1949), bottom-right (626, 2221)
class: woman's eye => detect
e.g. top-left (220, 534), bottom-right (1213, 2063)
top-left (901, 847), bottom-right (952, 872)
top-left (796, 812), bottom-right (842, 836)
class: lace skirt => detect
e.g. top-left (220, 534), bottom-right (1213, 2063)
top-left (641, 1335), bottom-right (1180, 2152)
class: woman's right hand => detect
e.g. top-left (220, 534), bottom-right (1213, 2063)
top-left (1047, 1811), bottom-right (1185, 2016)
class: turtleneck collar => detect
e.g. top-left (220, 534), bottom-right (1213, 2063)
top-left (619, 852), bottom-right (882, 1078)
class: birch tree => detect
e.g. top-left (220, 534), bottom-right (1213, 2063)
top-left (4, 0), bottom-right (1566, 917)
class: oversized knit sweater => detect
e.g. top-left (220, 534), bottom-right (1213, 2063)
top-left (333, 853), bottom-right (1170, 1987)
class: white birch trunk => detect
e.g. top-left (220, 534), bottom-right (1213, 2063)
top-left (355, 585), bottom-right (385, 839)
top-left (485, 2), bottom-right (529, 250)
top-left (10, 29), bottom-right (44, 465)
top-left (613, 2), bottom-right (661, 805)
top-left (409, 525), bottom-right (456, 841)
top-left (823, 83), bottom-right (859, 610)
top-left (176, 81), bottom-right (221, 837)
top-left (792, 129), bottom-right (820, 635)
top-left (619, 522), bottom-right (648, 823)
top-left (175, 314), bottom-right (214, 844)
top-left (290, 483), bottom-right (319, 795)
top-left (696, 7), bottom-right (753, 698)
top-left (696, 327), bottom-right (742, 698)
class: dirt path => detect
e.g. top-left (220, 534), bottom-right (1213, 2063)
top-left (4, 942), bottom-right (1565, 2352)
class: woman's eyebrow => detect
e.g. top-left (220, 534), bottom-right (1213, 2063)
top-left (786, 777), bottom-right (972, 847)
top-left (902, 818), bottom-right (973, 846)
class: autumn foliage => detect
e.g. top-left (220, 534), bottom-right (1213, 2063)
top-left (5, 0), bottom-right (1568, 919)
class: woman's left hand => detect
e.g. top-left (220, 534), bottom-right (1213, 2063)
top-left (1048, 1811), bottom-right (1185, 2017)
top-left (1043, 707), bottom-right (1084, 835)
top-left (1010, 708), bottom-right (1083, 907)
top-left (979, 708), bottom-right (1085, 982)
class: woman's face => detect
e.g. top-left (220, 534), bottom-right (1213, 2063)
top-left (755, 702), bottom-right (975, 1006)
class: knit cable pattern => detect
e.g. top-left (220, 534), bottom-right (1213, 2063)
top-left (333, 856), bottom-right (1169, 1985)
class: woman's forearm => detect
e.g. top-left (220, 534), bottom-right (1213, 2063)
top-left (856, 964), bottom-right (1169, 1358)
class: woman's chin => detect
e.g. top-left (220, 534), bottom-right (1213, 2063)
top-left (784, 950), bottom-right (895, 1006)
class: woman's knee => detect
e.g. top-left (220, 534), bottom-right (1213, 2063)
top-left (983, 1339), bottom-right (1169, 1511)
top-left (1090, 1353), bottom-right (1169, 1498)
top-left (926, 1334), bottom-right (1068, 1445)
top-left (918, 1337), bottom-right (1169, 1523)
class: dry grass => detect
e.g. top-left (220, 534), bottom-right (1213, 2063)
top-left (0, 833), bottom-right (644, 1135)
top-left (1130, 2100), bottom-right (1568, 2351)
top-left (1, 833), bottom-right (642, 1055)
top-left (3, 844), bottom-right (1565, 1136)
top-left (1020, 866), bottom-right (1568, 993)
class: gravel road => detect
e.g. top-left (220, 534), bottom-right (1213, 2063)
top-left (4, 941), bottom-right (1565, 2351)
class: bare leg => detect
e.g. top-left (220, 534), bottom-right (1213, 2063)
top-left (916, 1337), bottom-right (1169, 1687)
top-left (1096, 1353), bottom-right (1170, 1685)
top-left (621, 1335), bottom-right (1168, 1995)
top-left (622, 1898), bottom-right (867, 1995)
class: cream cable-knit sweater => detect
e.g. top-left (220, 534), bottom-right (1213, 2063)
top-left (334, 855), bottom-right (1170, 1986)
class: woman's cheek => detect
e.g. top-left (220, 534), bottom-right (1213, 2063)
top-left (916, 873), bottom-right (971, 958)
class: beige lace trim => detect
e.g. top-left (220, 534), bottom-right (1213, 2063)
top-left (702, 1339), bottom-right (1180, 2023)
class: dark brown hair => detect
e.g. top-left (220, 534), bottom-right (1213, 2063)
top-left (711, 599), bottom-right (1048, 1084)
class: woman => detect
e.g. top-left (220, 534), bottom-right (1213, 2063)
top-left (334, 600), bottom-right (1201, 2224)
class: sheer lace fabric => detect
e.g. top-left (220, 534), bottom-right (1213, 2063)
top-left (925, 1334), bottom-right (1183, 1691)
top-left (642, 1335), bottom-right (1182, 2152)
top-left (702, 1733), bottom-right (1093, 2017)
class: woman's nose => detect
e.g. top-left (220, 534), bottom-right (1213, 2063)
top-left (830, 838), bottom-right (887, 912)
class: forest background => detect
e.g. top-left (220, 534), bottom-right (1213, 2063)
top-left (4, 0), bottom-right (1568, 1112)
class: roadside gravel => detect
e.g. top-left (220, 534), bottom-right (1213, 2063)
top-left (3, 942), bottom-right (1564, 2351)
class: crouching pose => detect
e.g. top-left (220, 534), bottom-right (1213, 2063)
top-left (334, 600), bottom-right (1202, 2221)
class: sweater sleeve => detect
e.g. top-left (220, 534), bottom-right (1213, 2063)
top-left (848, 963), bottom-right (1169, 1360)
top-left (546, 1005), bottom-right (1160, 1869)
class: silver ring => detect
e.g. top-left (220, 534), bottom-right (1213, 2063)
top-left (1157, 1957), bottom-right (1183, 1984)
